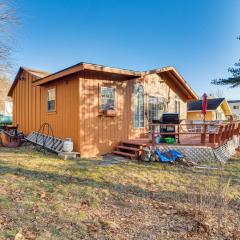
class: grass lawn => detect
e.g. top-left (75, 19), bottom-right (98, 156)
top-left (0, 145), bottom-right (239, 240)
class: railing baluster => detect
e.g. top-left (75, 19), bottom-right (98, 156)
top-left (148, 121), bottom-right (240, 146)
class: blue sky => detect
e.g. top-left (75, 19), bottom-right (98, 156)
top-left (12, 0), bottom-right (240, 99)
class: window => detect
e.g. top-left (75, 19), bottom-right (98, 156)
top-left (148, 96), bottom-right (158, 124)
top-left (134, 85), bottom-right (144, 128)
top-left (100, 87), bottom-right (116, 111)
top-left (216, 111), bottom-right (222, 120)
top-left (148, 96), bottom-right (166, 124)
top-left (174, 96), bottom-right (180, 113)
top-left (47, 88), bottom-right (56, 112)
top-left (233, 105), bottom-right (239, 110)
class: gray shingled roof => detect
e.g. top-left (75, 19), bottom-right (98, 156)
top-left (228, 100), bottom-right (240, 103)
top-left (187, 98), bottom-right (225, 111)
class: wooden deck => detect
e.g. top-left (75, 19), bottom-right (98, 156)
top-left (113, 122), bottom-right (240, 159)
top-left (124, 134), bottom-right (220, 148)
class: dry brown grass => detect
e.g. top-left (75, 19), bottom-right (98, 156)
top-left (0, 145), bottom-right (239, 239)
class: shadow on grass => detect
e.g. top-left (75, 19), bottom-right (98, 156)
top-left (0, 158), bottom-right (237, 208)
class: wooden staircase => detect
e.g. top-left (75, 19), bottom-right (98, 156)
top-left (113, 140), bottom-right (147, 159)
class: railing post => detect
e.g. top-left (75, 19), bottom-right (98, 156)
top-left (216, 125), bottom-right (223, 145)
top-left (152, 124), bottom-right (156, 145)
top-left (226, 124), bottom-right (231, 140)
top-left (177, 124), bottom-right (180, 143)
top-left (223, 124), bottom-right (229, 142)
top-left (237, 123), bottom-right (240, 136)
top-left (230, 123), bottom-right (235, 139)
top-left (201, 123), bottom-right (207, 144)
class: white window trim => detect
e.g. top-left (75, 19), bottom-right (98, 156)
top-left (47, 87), bottom-right (56, 113)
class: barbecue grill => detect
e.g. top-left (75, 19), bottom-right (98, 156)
top-left (153, 113), bottom-right (180, 143)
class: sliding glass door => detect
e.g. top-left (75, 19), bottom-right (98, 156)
top-left (148, 96), bottom-right (166, 129)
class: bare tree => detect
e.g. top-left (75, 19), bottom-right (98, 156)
top-left (0, 0), bottom-right (18, 74)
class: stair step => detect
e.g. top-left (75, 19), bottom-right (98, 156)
top-left (113, 151), bottom-right (136, 158)
top-left (117, 145), bottom-right (140, 152)
top-left (121, 140), bottom-right (147, 147)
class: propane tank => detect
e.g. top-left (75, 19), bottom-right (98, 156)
top-left (63, 138), bottom-right (73, 152)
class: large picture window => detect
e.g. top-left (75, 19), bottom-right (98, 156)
top-left (47, 88), bottom-right (56, 112)
top-left (134, 85), bottom-right (144, 128)
top-left (100, 86), bottom-right (116, 111)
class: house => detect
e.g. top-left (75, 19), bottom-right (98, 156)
top-left (8, 62), bottom-right (198, 157)
top-left (228, 100), bottom-right (240, 120)
top-left (187, 98), bottom-right (232, 121)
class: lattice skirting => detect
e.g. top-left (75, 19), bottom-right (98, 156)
top-left (154, 136), bottom-right (240, 163)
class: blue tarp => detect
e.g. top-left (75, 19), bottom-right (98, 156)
top-left (154, 149), bottom-right (184, 163)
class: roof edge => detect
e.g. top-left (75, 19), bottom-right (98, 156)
top-left (8, 67), bottom-right (50, 96)
top-left (145, 66), bottom-right (198, 100)
top-left (187, 98), bottom-right (227, 111)
top-left (33, 62), bottom-right (142, 86)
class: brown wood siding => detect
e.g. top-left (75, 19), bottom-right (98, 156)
top-left (11, 70), bottom-right (41, 134)
top-left (12, 71), bottom-right (80, 152)
top-left (78, 72), bottom-right (188, 157)
top-left (39, 75), bottom-right (80, 151)
top-left (78, 72), bottom-right (131, 157)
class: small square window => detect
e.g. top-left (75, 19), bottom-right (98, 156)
top-left (47, 88), bottom-right (56, 112)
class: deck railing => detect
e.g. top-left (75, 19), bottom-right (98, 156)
top-left (150, 121), bottom-right (240, 146)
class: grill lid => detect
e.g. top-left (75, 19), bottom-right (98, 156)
top-left (160, 113), bottom-right (180, 124)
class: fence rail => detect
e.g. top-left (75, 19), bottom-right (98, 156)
top-left (150, 121), bottom-right (240, 146)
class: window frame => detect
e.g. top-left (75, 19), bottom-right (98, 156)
top-left (133, 84), bottom-right (145, 129)
top-left (148, 95), bottom-right (167, 130)
top-left (99, 86), bottom-right (117, 114)
top-left (46, 86), bottom-right (57, 113)
top-left (174, 96), bottom-right (181, 114)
